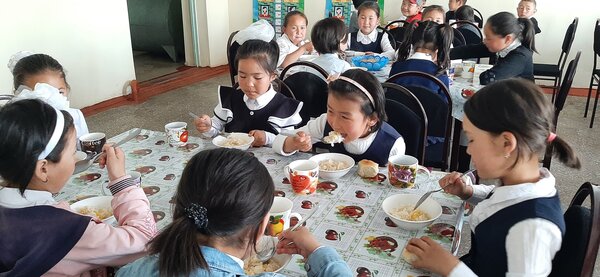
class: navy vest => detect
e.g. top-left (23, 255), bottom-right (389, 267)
top-left (0, 205), bottom-right (90, 276)
top-left (318, 122), bottom-right (401, 166)
top-left (350, 31), bottom-right (384, 53)
top-left (216, 86), bottom-right (302, 134)
top-left (461, 194), bottom-right (566, 277)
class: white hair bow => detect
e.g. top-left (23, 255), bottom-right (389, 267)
top-left (12, 83), bottom-right (70, 110)
top-left (7, 51), bottom-right (34, 74)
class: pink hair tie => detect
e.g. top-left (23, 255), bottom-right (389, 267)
top-left (547, 132), bottom-right (557, 143)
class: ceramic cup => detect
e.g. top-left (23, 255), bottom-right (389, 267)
top-left (461, 61), bottom-right (477, 79)
top-left (79, 132), bottom-right (106, 155)
top-left (164, 122), bottom-right (188, 147)
top-left (267, 197), bottom-right (303, 236)
top-left (388, 155), bottom-right (431, 188)
top-left (102, 171), bottom-right (142, 196)
top-left (285, 160), bottom-right (319, 195)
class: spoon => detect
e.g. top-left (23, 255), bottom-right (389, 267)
top-left (73, 128), bottom-right (142, 174)
top-left (278, 129), bottom-right (322, 143)
top-left (189, 112), bottom-right (230, 137)
top-left (412, 168), bottom-right (477, 211)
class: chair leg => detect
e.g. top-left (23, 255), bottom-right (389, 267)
top-left (591, 86), bottom-right (600, 128)
top-left (585, 75), bottom-right (595, 117)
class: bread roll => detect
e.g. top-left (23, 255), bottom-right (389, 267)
top-left (358, 159), bottom-right (378, 178)
top-left (402, 248), bottom-right (418, 264)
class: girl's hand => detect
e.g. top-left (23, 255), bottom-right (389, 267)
top-left (364, 51), bottom-right (375, 55)
top-left (194, 115), bottom-right (212, 133)
top-left (405, 237), bottom-right (460, 276)
top-left (293, 131), bottom-right (313, 152)
top-left (276, 226), bottom-right (321, 259)
top-left (98, 144), bottom-right (126, 181)
top-left (248, 130), bottom-right (266, 147)
top-left (303, 42), bottom-right (314, 53)
top-left (438, 172), bottom-right (473, 200)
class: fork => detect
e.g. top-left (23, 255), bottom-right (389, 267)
top-left (278, 129), bottom-right (322, 143)
top-left (412, 168), bottom-right (476, 211)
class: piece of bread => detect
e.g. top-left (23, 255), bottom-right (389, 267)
top-left (402, 247), bottom-right (418, 264)
top-left (358, 159), bottom-right (378, 178)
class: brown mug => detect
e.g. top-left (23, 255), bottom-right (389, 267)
top-left (79, 133), bottom-right (106, 155)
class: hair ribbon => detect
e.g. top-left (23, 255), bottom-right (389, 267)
top-left (38, 107), bottom-right (64, 160)
top-left (547, 132), bottom-right (557, 143)
top-left (327, 74), bottom-right (375, 108)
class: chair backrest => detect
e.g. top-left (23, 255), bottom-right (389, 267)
top-left (385, 20), bottom-right (410, 47)
top-left (376, 26), bottom-right (397, 49)
top-left (549, 182), bottom-right (600, 277)
top-left (280, 62), bottom-right (329, 126)
top-left (594, 19), bottom-right (600, 56)
top-left (382, 83), bottom-right (428, 163)
top-left (227, 30), bottom-right (240, 86)
top-left (472, 8), bottom-right (484, 28)
top-left (452, 28), bottom-right (466, 47)
top-left (558, 18), bottom-right (579, 72)
top-left (450, 21), bottom-right (483, 45)
top-left (0, 94), bottom-right (14, 107)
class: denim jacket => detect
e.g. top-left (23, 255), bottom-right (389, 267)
top-left (117, 245), bottom-right (352, 277)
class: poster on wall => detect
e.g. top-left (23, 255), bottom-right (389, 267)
top-left (253, 0), bottom-right (305, 36)
top-left (324, 0), bottom-right (385, 26)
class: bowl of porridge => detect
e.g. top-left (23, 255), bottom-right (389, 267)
top-left (245, 236), bottom-right (292, 274)
top-left (309, 153), bottom-right (355, 179)
top-left (381, 194), bottom-right (441, 230)
top-left (70, 196), bottom-right (116, 225)
top-left (212, 133), bottom-right (255, 150)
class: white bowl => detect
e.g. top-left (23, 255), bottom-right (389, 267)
top-left (309, 153), bottom-right (355, 179)
top-left (212, 133), bottom-right (254, 150)
top-left (246, 236), bottom-right (292, 274)
top-left (381, 194), bottom-right (442, 231)
top-left (70, 196), bottom-right (116, 225)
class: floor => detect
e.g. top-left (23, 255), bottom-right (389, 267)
top-left (133, 51), bottom-right (183, 81)
top-left (86, 73), bottom-right (600, 274)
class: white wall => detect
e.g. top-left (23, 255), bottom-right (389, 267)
top-left (0, 0), bottom-right (136, 108)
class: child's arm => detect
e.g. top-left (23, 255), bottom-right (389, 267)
top-left (380, 33), bottom-right (396, 60)
top-left (272, 114), bottom-right (327, 155)
top-left (450, 43), bottom-right (492, 60)
top-left (438, 172), bottom-right (494, 204)
top-left (194, 114), bottom-right (223, 138)
top-left (479, 48), bottom-right (531, 85)
top-left (279, 42), bottom-right (314, 69)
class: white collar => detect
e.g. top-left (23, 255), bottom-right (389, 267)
top-left (225, 253), bottom-right (244, 269)
top-left (242, 85), bottom-right (277, 108)
top-left (0, 187), bottom-right (57, 208)
top-left (281, 33), bottom-right (304, 47)
top-left (498, 39), bottom-right (522, 58)
top-left (356, 28), bottom-right (378, 44)
top-left (342, 130), bottom-right (378, 154)
top-left (407, 52), bottom-right (435, 62)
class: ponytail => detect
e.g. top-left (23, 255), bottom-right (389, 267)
top-left (487, 12), bottom-right (537, 53)
top-left (396, 21), bottom-right (453, 76)
top-left (396, 21), bottom-right (418, 62)
top-left (517, 18), bottom-right (537, 53)
top-left (548, 136), bottom-right (581, 169)
top-left (435, 24), bottom-right (454, 75)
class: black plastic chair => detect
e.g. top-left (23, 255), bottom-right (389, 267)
top-left (450, 21), bottom-right (483, 45)
top-left (280, 61), bottom-right (329, 126)
top-left (452, 28), bottom-right (466, 48)
top-left (472, 8), bottom-right (484, 28)
top-left (376, 26), bottom-right (397, 50)
top-left (384, 20), bottom-right (410, 48)
top-left (382, 83), bottom-right (428, 164)
top-left (534, 17), bottom-right (578, 102)
top-left (543, 51), bottom-right (580, 169)
top-left (232, 78), bottom-right (296, 100)
top-left (549, 182), bottom-right (600, 277)
top-left (227, 30), bottom-right (240, 86)
top-left (585, 19), bottom-right (600, 126)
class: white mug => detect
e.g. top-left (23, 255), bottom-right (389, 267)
top-left (267, 197), bottom-right (302, 236)
top-left (165, 122), bottom-right (188, 147)
top-left (284, 160), bottom-right (319, 195)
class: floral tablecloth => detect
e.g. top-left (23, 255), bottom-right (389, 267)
top-left (58, 129), bottom-right (466, 277)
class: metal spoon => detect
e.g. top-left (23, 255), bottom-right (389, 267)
top-left (73, 128), bottom-right (142, 174)
top-left (412, 168), bottom-right (477, 211)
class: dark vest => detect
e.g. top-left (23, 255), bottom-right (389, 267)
top-left (317, 122), bottom-right (400, 166)
top-left (0, 205), bottom-right (90, 276)
top-left (216, 86), bottom-right (302, 134)
top-left (350, 31), bottom-right (384, 53)
top-left (461, 194), bottom-right (566, 277)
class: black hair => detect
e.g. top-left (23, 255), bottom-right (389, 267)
top-left (328, 69), bottom-right (386, 133)
top-left (12, 53), bottom-right (69, 91)
top-left (397, 21), bottom-right (453, 75)
top-left (0, 99), bottom-right (75, 195)
top-left (235, 39), bottom-right (280, 76)
top-left (486, 11), bottom-right (536, 53)
top-left (464, 79), bottom-right (580, 169)
top-left (357, 1), bottom-right (380, 17)
top-left (311, 17), bottom-right (348, 55)
top-left (423, 5), bottom-right (445, 19)
top-left (352, 0), bottom-right (376, 9)
top-left (455, 5), bottom-right (474, 22)
top-left (519, 0), bottom-right (537, 6)
top-left (149, 148), bottom-right (275, 277)
top-left (283, 10), bottom-right (308, 27)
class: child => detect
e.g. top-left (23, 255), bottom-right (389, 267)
top-left (273, 69), bottom-right (406, 166)
top-left (117, 148), bottom-right (352, 276)
top-left (9, 52), bottom-right (89, 138)
top-left (450, 12), bottom-right (537, 85)
top-left (401, 0), bottom-right (425, 23)
top-left (194, 39), bottom-right (303, 147)
top-left (517, 0), bottom-right (541, 34)
top-left (445, 0), bottom-right (467, 23)
top-left (403, 79), bottom-right (580, 276)
top-left (310, 17), bottom-right (352, 75)
top-left (455, 5), bottom-right (482, 41)
top-left (422, 5), bottom-right (445, 24)
top-left (347, 1), bottom-right (395, 60)
top-left (277, 11), bottom-right (314, 68)
top-left (0, 99), bottom-right (156, 276)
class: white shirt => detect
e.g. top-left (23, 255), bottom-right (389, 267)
top-left (67, 108), bottom-right (89, 139)
top-left (449, 168), bottom-right (563, 277)
top-left (347, 28), bottom-right (396, 60)
top-left (0, 187), bottom-right (57, 208)
top-left (310, 53), bottom-right (352, 76)
top-left (498, 39), bottom-right (522, 58)
top-left (276, 34), bottom-right (306, 67)
top-left (272, 113), bottom-right (406, 157)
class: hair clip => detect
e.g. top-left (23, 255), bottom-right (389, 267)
top-left (185, 203), bottom-right (209, 230)
top-left (547, 132), bottom-right (557, 143)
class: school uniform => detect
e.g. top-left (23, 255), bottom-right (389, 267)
top-left (389, 52), bottom-right (450, 101)
top-left (449, 168), bottom-right (565, 277)
top-left (272, 114), bottom-right (406, 166)
top-left (347, 29), bottom-right (396, 60)
top-left (311, 53), bottom-right (352, 76)
top-left (205, 86), bottom-right (303, 146)
top-left (276, 34), bottom-right (307, 67)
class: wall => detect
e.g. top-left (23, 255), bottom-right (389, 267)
top-left (0, 0), bottom-right (136, 109)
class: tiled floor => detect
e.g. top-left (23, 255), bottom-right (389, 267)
top-left (133, 51), bottom-right (183, 82)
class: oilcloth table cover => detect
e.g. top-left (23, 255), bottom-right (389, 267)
top-left (57, 129), bottom-right (466, 277)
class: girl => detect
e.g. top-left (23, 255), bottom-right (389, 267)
top-left (404, 79), bottom-right (580, 276)
top-left (277, 11), bottom-right (314, 68)
top-left (450, 12), bottom-right (537, 85)
top-left (117, 148), bottom-right (352, 276)
top-left (0, 99), bottom-right (156, 276)
top-left (273, 69), bottom-right (406, 166)
top-left (346, 1), bottom-right (395, 60)
top-left (194, 39), bottom-right (303, 147)
top-left (9, 52), bottom-right (89, 138)
top-left (310, 17), bottom-right (352, 75)
top-left (401, 0), bottom-right (424, 23)
top-left (422, 5), bottom-right (445, 24)
top-left (389, 20), bottom-right (453, 100)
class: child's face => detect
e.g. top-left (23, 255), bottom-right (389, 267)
top-left (283, 15), bottom-right (307, 46)
top-left (401, 0), bottom-right (421, 17)
top-left (517, 1), bottom-right (536, 18)
top-left (326, 94), bottom-right (377, 143)
top-left (358, 9), bottom-right (379, 35)
top-left (463, 116), bottom-right (509, 180)
top-left (423, 10), bottom-right (444, 24)
top-left (44, 129), bottom-right (77, 193)
top-left (483, 24), bottom-right (514, 53)
top-left (448, 0), bottom-right (461, 11)
top-left (237, 58), bottom-right (276, 100)
top-left (23, 70), bottom-right (69, 97)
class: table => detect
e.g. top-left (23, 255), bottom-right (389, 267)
top-left (59, 129), bottom-right (466, 277)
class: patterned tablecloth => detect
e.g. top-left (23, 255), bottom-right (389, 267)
top-left (58, 129), bottom-right (466, 277)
